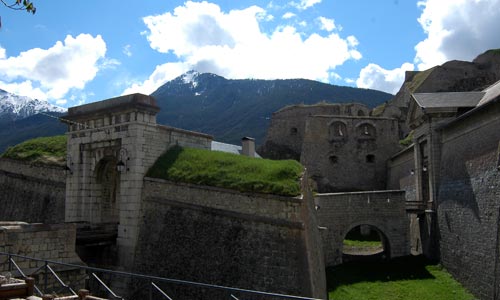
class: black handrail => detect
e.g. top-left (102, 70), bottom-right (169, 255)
top-left (0, 251), bottom-right (323, 300)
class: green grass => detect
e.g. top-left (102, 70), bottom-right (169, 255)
top-left (486, 49), bottom-right (500, 55)
top-left (327, 256), bottom-right (475, 300)
top-left (343, 226), bottom-right (383, 249)
top-left (343, 239), bottom-right (382, 247)
top-left (1, 135), bottom-right (67, 165)
top-left (146, 146), bottom-right (303, 196)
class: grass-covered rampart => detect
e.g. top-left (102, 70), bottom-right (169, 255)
top-left (147, 146), bottom-right (303, 196)
top-left (1, 135), bottom-right (67, 165)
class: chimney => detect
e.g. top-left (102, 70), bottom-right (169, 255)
top-left (241, 137), bottom-right (255, 157)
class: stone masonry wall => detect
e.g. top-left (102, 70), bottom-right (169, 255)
top-left (301, 116), bottom-right (400, 192)
top-left (133, 178), bottom-right (326, 299)
top-left (387, 146), bottom-right (416, 197)
top-left (260, 103), bottom-right (370, 160)
top-left (0, 158), bottom-right (65, 223)
top-left (387, 147), bottom-right (416, 201)
top-left (438, 101), bottom-right (500, 300)
top-left (315, 190), bottom-right (409, 266)
top-left (0, 222), bottom-right (85, 294)
top-left (65, 103), bottom-right (212, 269)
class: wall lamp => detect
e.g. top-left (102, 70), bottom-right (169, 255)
top-left (117, 148), bottom-right (129, 173)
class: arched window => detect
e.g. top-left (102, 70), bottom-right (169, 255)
top-left (329, 155), bottom-right (338, 164)
top-left (329, 121), bottom-right (347, 140)
top-left (290, 127), bottom-right (298, 135)
top-left (357, 110), bottom-right (365, 116)
top-left (356, 123), bottom-right (376, 138)
top-left (366, 154), bottom-right (375, 163)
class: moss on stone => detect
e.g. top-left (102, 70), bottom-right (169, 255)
top-left (399, 130), bottom-right (414, 147)
top-left (408, 68), bottom-right (435, 92)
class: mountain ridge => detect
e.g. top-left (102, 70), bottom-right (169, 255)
top-left (0, 73), bottom-right (393, 152)
top-left (151, 72), bottom-right (393, 144)
top-left (0, 89), bottom-right (66, 122)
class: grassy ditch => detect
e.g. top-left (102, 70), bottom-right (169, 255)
top-left (147, 146), bottom-right (303, 196)
top-left (343, 226), bottom-right (383, 254)
top-left (1, 135), bottom-right (67, 165)
top-left (327, 256), bottom-right (475, 300)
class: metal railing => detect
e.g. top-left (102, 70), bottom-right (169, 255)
top-left (0, 252), bottom-right (323, 300)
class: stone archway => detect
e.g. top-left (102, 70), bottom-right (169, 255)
top-left (341, 224), bottom-right (390, 263)
top-left (94, 156), bottom-right (120, 224)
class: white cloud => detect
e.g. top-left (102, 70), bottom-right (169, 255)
top-left (0, 47), bottom-right (5, 59)
top-left (100, 58), bottom-right (121, 70)
top-left (0, 80), bottom-right (47, 100)
top-left (131, 1), bottom-right (360, 93)
top-left (355, 0), bottom-right (500, 93)
top-left (122, 62), bottom-right (190, 95)
top-left (290, 0), bottom-right (322, 10)
top-left (318, 17), bottom-right (336, 32)
top-left (123, 44), bottom-right (132, 57)
top-left (0, 34), bottom-right (107, 101)
top-left (415, 0), bottom-right (500, 70)
top-left (282, 12), bottom-right (296, 19)
top-left (356, 62), bottom-right (415, 94)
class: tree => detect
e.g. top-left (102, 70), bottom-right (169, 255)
top-left (1, 0), bottom-right (36, 28)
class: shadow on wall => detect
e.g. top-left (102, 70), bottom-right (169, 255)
top-left (145, 145), bottom-right (183, 177)
top-left (438, 159), bottom-right (480, 222)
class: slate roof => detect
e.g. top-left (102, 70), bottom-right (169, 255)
top-left (478, 79), bottom-right (500, 106)
top-left (211, 141), bottom-right (261, 158)
top-left (412, 92), bottom-right (484, 109)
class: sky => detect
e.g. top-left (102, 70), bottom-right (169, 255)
top-left (0, 0), bottom-right (500, 108)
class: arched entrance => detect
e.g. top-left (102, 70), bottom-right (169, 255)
top-left (94, 156), bottom-right (120, 224)
top-left (342, 224), bottom-right (390, 263)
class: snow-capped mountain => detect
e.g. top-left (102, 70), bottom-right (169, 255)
top-left (0, 89), bottom-right (66, 121)
top-left (151, 71), bottom-right (393, 145)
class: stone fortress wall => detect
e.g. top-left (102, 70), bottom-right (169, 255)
top-left (61, 93), bottom-right (326, 299)
top-left (260, 103), bottom-right (400, 192)
top-left (0, 158), bottom-right (65, 223)
top-left (2, 52), bottom-right (500, 300)
top-left (0, 222), bottom-right (85, 293)
top-left (435, 100), bottom-right (500, 299)
top-left (386, 100), bottom-right (500, 299)
top-left (132, 176), bottom-right (325, 299)
top-left (302, 115), bottom-right (400, 192)
top-left (260, 103), bottom-right (370, 161)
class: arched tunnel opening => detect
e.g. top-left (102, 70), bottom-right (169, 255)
top-left (342, 225), bottom-right (390, 263)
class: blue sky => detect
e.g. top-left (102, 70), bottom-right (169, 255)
top-left (0, 0), bottom-right (499, 108)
